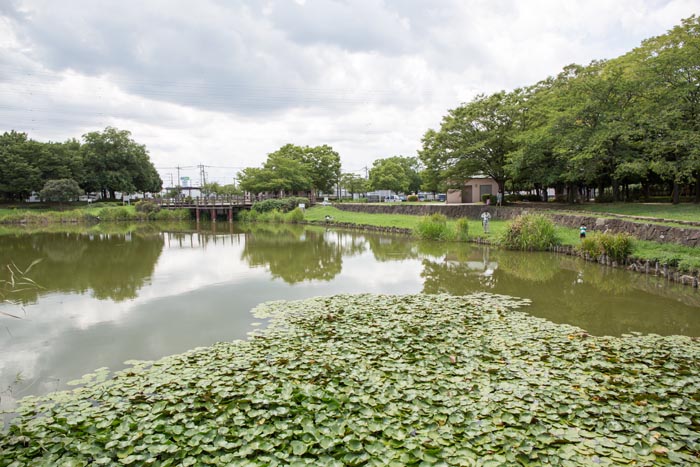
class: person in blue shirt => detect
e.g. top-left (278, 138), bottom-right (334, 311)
top-left (580, 224), bottom-right (587, 239)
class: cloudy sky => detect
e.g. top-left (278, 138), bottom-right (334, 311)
top-left (0, 0), bottom-right (698, 187)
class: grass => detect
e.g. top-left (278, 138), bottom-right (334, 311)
top-left (558, 202), bottom-right (700, 223)
top-left (0, 204), bottom-right (190, 224)
top-left (305, 206), bottom-right (508, 239)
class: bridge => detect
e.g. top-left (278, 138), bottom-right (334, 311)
top-left (157, 195), bottom-right (254, 222)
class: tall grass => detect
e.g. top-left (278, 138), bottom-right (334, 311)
top-left (454, 217), bottom-right (470, 242)
top-left (579, 232), bottom-right (635, 263)
top-left (415, 214), bottom-right (450, 240)
top-left (500, 214), bottom-right (560, 251)
top-left (238, 208), bottom-right (305, 224)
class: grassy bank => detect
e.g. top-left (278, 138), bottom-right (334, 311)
top-left (305, 206), bottom-right (700, 273)
top-left (0, 204), bottom-right (190, 224)
top-left (550, 202), bottom-right (700, 224)
top-left (3, 294), bottom-right (698, 465)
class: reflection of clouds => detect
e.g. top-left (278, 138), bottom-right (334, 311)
top-left (0, 233), bottom-right (268, 402)
top-left (339, 253), bottom-right (424, 292)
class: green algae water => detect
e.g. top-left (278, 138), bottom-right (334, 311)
top-left (1, 222), bottom-right (699, 410)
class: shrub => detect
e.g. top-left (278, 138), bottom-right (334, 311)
top-left (579, 237), bottom-right (603, 258)
top-left (454, 217), bottom-right (470, 242)
top-left (577, 232), bottom-right (634, 263)
top-left (238, 209), bottom-right (261, 222)
top-left (97, 206), bottom-right (134, 221)
top-left (416, 213), bottom-right (450, 241)
top-left (258, 209), bottom-right (285, 223)
top-left (135, 200), bottom-right (161, 215)
top-left (39, 178), bottom-right (83, 203)
top-left (407, 195), bottom-right (419, 202)
top-left (500, 213), bottom-right (560, 251)
top-left (598, 232), bottom-right (634, 262)
top-left (284, 207), bottom-right (305, 223)
top-left (252, 197), bottom-right (310, 213)
top-left (481, 194), bottom-right (495, 204)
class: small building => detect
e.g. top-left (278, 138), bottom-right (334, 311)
top-left (446, 176), bottom-right (499, 204)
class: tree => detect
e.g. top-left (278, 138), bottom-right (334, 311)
top-left (631, 15), bottom-right (700, 203)
top-left (427, 91), bottom-right (521, 195)
top-left (39, 178), bottom-right (83, 203)
top-left (237, 143), bottom-right (340, 196)
top-left (369, 158), bottom-right (410, 193)
top-left (340, 173), bottom-right (369, 197)
top-left (82, 127), bottom-right (162, 199)
top-left (302, 145), bottom-right (341, 194)
top-left (0, 131), bottom-right (42, 200)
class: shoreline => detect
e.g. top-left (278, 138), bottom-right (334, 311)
top-left (305, 218), bottom-right (700, 289)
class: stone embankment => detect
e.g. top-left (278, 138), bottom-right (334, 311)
top-left (334, 203), bottom-right (700, 248)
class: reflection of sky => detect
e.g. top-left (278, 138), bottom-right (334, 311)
top-left (3, 229), bottom-right (700, 411)
top-left (0, 231), bottom-right (428, 409)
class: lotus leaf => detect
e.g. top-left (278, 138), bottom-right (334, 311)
top-left (2, 293), bottom-right (699, 466)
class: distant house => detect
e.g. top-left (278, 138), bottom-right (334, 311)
top-left (446, 176), bottom-right (499, 204)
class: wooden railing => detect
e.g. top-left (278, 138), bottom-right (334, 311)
top-left (156, 195), bottom-right (252, 208)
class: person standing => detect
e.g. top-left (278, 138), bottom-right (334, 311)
top-left (580, 224), bottom-right (587, 240)
top-left (480, 210), bottom-right (492, 233)
top-left (496, 191), bottom-right (503, 206)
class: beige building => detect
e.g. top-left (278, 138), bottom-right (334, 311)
top-left (446, 176), bottom-right (499, 204)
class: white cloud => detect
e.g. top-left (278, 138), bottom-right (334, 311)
top-left (0, 0), bottom-right (698, 184)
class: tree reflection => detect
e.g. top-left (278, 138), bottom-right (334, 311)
top-left (0, 231), bottom-right (164, 303)
top-left (241, 225), bottom-right (343, 283)
top-left (422, 247), bottom-right (498, 294)
top-left (366, 235), bottom-right (421, 262)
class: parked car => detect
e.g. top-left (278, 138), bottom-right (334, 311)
top-left (384, 195), bottom-right (401, 202)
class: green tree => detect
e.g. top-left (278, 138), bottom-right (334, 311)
top-left (39, 178), bottom-right (83, 203)
top-left (302, 145), bottom-right (341, 194)
top-left (369, 158), bottom-right (410, 193)
top-left (631, 15), bottom-right (700, 203)
top-left (340, 173), bottom-right (369, 197)
top-left (426, 91), bottom-right (521, 195)
top-left (82, 127), bottom-right (162, 199)
top-left (238, 143), bottom-right (340, 196)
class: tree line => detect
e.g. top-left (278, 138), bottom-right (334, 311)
top-left (0, 127), bottom-right (162, 201)
top-left (420, 15), bottom-right (700, 203)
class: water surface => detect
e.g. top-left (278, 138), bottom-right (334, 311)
top-left (1, 222), bottom-right (698, 410)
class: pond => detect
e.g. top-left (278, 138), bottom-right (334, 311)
top-left (1, 222), bottom-right (699, 411)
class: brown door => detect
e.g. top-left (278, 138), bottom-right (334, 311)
top-left (462, 186), bottom-right (472, 203)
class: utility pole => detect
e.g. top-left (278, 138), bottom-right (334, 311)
top-left (176, 166), bottom-right (182, 188)
top-left (199, 164), bottom-right (207, 188)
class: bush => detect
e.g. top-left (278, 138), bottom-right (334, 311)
top-left (500, 213), bottom-right (560, 251)
top-left (416, 213), bottom-right (450, 241)
top-left (97, 206), bottom-right (134, 221)
top-left (579, 237), bottom-right (603, 258)
top-left (454, 217), bottom-right (470, 242)
top-left (598, 232), bottom-right (634, 262)
top-left (252, 197), bottom-right (310, 213)
top-left (135, 200), bottom-right (161, 215)
top-left (284, 207), bottom-right (305, 223)
top-left (577, 232), bottom-right (634, 263)
top-left (407, 195), bottom-right (419, 202)
top-left (237, 209), bottom-right (258, 222)
top-left (39, 179), bottom-right (83, 203)
top-left (258, 209), bottom-right (285, 223)
top-left (481, 194), bottom-right (495, 204)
